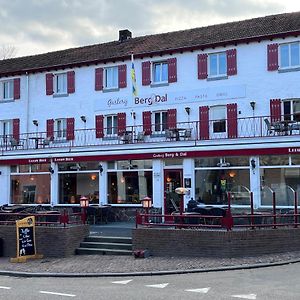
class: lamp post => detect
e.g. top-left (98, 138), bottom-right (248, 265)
top-left (80, 196), bottom-right (89, 224)
top-left (141, 196), bottom-right (152, 223)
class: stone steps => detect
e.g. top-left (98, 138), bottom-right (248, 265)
top-left (76, 236), bottom-right (132, 256)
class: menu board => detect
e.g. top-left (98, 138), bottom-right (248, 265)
top-left (16, 216), bottom-right (36, 258)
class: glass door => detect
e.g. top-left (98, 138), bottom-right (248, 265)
top-left (164, 169), bottom-right (183, 219)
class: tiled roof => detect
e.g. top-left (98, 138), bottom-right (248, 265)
top-left (1, 11), bottom-right (300, 76)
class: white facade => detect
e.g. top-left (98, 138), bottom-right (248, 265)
top-left (1, 15), bottom-right (300, 213)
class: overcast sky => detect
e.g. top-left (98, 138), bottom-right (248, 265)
top-left (1, 0), bottom-right (300, 57)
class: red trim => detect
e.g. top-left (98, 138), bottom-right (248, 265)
top-left (143, 111), bottom-right (152, 135)
top-left (66, 117), bottom-right (75, 140)
top-left (1, 147), bottom-right (298, 165)
top-left (142, 61), bottom-right (151, 86)
top-left (67, 71), bottom-right (75, 93)
top-left (227, 103), bottom-right (238, 138)
top-left (167, 57), bottom-right (177, 83)
top-left (45, 73), bottom-right (53, 95)
top-left (267, 43), bottom-right (279, 71)
top-left (46, 119), bottom-right (54, 139)
top-left (13, 78), bottom-right (20, 99)
top-left (198, 54), bottom-right (208, 79)
top-left (118, 64), bottom-right (127, 88)
top-left (167, 109), bottom-right (177, 129)
top-left (199, 106), bottom-right (209, 140)
top-left (95, 115), bottom-right (104, 138)
top-left (117, 112), bottom-right (126, 135)
top-left (95, 67), bottom-right (103, 91)
top-left (226, 49), bottom-right (237, 76)
top-left (270, 99), bottom-right (281, 123)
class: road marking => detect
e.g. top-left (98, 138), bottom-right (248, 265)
top-left (232, 294), bottom-right (257, 299)
top-left (185, 287), bottom-right (211, 293)
top-left (39, 291), bottom-right (76, 297)
top-left (146, 283), bottom-right (169, 289)
top-left (111, 279), bottom-right (133, 285)
top-left (0, 286), bottom-right (11, 290)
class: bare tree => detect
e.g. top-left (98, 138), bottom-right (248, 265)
top-left (0, 45), bottom-right (17, 60)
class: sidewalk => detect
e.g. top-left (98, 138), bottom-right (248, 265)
top-left (0, 223), bottom-right (300, 277)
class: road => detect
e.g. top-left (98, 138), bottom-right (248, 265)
top-left (0, 263), bottom-right (300, 299)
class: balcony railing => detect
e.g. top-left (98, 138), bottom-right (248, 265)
top-left (1, 115), bottom-right (299, 152)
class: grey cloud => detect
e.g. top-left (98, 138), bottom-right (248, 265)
top-left (0, 0), bottom-right (289, 56)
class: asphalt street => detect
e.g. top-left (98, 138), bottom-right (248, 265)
top-left (1, 263), bottom-right (300, 299)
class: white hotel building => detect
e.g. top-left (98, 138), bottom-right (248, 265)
top-left (1, 12), bottom-right (300, 216)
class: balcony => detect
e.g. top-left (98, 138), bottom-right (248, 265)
top-left (1, 115), bottom-right (299, 153)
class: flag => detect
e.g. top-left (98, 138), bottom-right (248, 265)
top-left (131, 54), bottom-right (138, 97)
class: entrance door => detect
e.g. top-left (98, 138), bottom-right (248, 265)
top-left (164, 169), bottom-right (183, 219)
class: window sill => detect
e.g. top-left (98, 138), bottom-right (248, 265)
top-left (207, 75), bottom-right (228, 81)
top-left (53, 93), bottom-right (69, 98)
top-left (278, 67), bottom-right (300, 73)
top-left (150, 82), bottom-right (169, 88)
top-left (1, 99), bottom-right (15, 103)
top-left (103, 87), bottom-right (120, 93)
top-left (103, 136), bottom-right (118, 141)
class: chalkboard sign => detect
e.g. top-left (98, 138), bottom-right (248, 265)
top-left (16, 216), bottom-right (36, 258)
top-left (11, 216), bottom-right (43, 263)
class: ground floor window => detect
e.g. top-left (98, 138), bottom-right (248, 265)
top-left (195, 169), bottom-right (250, 205)
top-left (11, 174), bottom-right (51, 204)
top-left (58, 172), bottom-right (99, 204)
top-left (107, 171), bottom-right (152, 204)
top-left (260, 167), bottom-right (300, 206)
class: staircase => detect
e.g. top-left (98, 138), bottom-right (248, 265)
top-left (76, 236), bottom-right (132, 256)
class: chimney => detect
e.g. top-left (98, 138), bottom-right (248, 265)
top-left (119, 29), bottom-right (132, 42)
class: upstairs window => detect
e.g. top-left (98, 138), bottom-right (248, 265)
top-left (154, 111), bottom-right (167, 132)
top-left (280, 42), bottom-right (300, 69)
top-left (0, 119), bottom-right (12, 136)
top-left (54, 118), bottom-right (67, 140)
top-left (210, 106), bottom-right (226, 133)
top-left (54, 73), bottom-right (67, 95)
top-left (3, 80), bottom-right (13, 100)
top-left (105, 115), bottom-right (118, 135)
top-left (104, 67), bottom-right (118, 89)
top-left (153, 61), bottom-right (168, 84)
top-left (283, 99), bottom-right (300, 121)
top-left (209, 52), bottom-right (227, 77)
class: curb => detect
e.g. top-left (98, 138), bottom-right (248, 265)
top-left (0, 258), bottom-right (299, 278)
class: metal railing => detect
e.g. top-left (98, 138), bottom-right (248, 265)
top-left (0, 208), bottom-right (83, 227)
top-left (1, 114), bottom-right (299, 152)
top-left (136, 191), bottom-right (300, 230)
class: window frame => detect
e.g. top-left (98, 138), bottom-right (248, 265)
top-left (153, 110), bottom-right (168, 133)
top-left (2, 80), bottom-right (14, 100)
top-left (152, 61), bottom-right (168, 84)
top-left (283, 98), bottom-right (300, 121)
top-left (279, 42), bottom-right (300, 70)
top-left (54, 118), bottom-right (67, 140)
top-left (0, 119), bottom-right (12, 137)
top-left (105, 114), bottom-right (118, 136)
top-left (54, 73), bottom-right (67, 95)
top-left (104, 66), bottom-right (118, 90)
top-left (210, 105), bottom-right (227, 134)
top-left (208, 52), bottom-right (227, 78)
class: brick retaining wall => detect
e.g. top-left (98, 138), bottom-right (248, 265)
top-left (132, 228), bottom-right (300, 257)
top-left (0, 225), bottom-right (89, 258)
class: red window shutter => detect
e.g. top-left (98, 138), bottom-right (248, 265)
top-left (13, 119), bottom-right (20, 142)
top-left (95, 68), bottom-right (104, 91)
top-left (167, 109), bottom-right (177, 129)
top-left (95, 115), bottom-right (104, 138)
top-left (227, 103), bottom-right (238, 138)
top-left (66, 117), bottom-right (75, 140)
top-left (267, 44), bottom-right (279, 71)
top-left (226, 49), bottom-right (237, 76)
top-left (67, 71), bottom-right (75, 94)
top-left (13, 78), bottom-right (20, 99)
top-left (117, 113), bottom-right (126, 136)
top-left (270, 99), bottom-right (282, 123)
top-left (143, 111), bottom-right (152, 135)
top-left (46, 73), bottom-right (53, 95)
top-left (142, 61), bottom-right (151, 86)
top-left (118, 64), bottom-right (127, 88)
top-left (168, 57), bottom-right (177, 83)
top-left (46, 119), bottom-right (54, 139)
top-left (198, 54), bottom-right (208, 79)
top-left (199, 106), bottom-right (209, 140)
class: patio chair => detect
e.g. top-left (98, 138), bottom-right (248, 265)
top-left (264, 118), bottom-right (284, 135)
top-left (135, 131), bottom-right (145, 142)
top-left (183, 128), bottom-right (192, 140)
